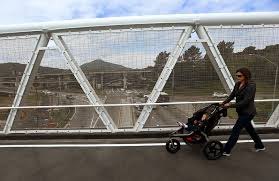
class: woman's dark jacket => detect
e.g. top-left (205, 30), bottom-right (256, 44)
top-left (223, 81), bottom-right (257, 116)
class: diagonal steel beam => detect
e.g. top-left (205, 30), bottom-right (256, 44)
top-left (134, 26), bottom-right (193, 131)
top-left (3, 34), bottom-right (50, 134)
top-left (266, 104), bottom-right (279, 127)
top-left (195, 25), bottom-right (235, 92)
top-left (51, 33), bottom-right (117, 132)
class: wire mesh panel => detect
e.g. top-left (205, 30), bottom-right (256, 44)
top-left (0, 110), bottom-right (9, 131)
top-left (12, 107), bottom-right (104, 130)
top-left (164, 42), bottom-right (227, 99)
top-left (20, 49), bottom-right (72, 106)
top-left (207, 26), bottom-right (279, 98)
top-left (207, 25), bottom-right (279, 121)
top-left (60, 28), bottom-right (185, 128)
top-left (222, 101), bottom-right (278, 124)
top-left (144, 40), bottom-right (227, 127)
top-left (12, 48), bottom-right (104, 130)
top-left (0, 35), bottom-right (39, 131)
top-left (0, 35), bottom-right (39, 106)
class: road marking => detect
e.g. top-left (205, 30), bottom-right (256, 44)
top-left (0, 139), bottom-right (279, 148)
top-left (69, 107), bottom-right (76, 121)
top-left (89, 114), bottom-right (95, 128)
top-left (92, 117), bottom-right (100, 128)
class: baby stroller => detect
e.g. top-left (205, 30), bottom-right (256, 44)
top-left (165, 103), bottom-right (227, 160)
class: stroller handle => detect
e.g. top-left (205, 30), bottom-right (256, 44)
top-left (210, 103), bottom-right (228, 109)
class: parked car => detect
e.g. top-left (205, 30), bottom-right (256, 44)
top-left (66, 95), bottom-right (75, 100)
top-left (143, 92), bottom-right (170, 108)
top-left (212, 92), bottom-right (229, 98)
top-left (144, 92), bottom-right (170, 102)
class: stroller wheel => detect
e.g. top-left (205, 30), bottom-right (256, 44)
top-left (166, 139), bottom-right (180, 153)
top-left (203, 140), bottom-right (223, 160)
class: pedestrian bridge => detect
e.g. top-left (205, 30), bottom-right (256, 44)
top-left (0, 12), bottom-right (279, 135)
top-left (0, 12), bottom-right (279, 181)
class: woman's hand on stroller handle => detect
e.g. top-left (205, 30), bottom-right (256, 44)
top-left (218, 102), bottom-right (229, 109)
top-left (223, 103), bottom-right (231, 108)
top-left (177, 121), bottom-right (188, 128)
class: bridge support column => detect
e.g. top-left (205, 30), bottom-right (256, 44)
top-left (101, 73), bottom-right (104, 91)
top-left (123, 73), bottom-right (127, 89)
top-left (92, 77), bottom-right (96, 89)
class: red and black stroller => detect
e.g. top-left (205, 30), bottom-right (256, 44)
top-left (165, 103), bottom-right (227, 160)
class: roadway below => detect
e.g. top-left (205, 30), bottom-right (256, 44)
top-left (0, 133), bottom-right (278, 181)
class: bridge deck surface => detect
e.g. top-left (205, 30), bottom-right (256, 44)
top-left (0, 134), bottom-right (278, 181)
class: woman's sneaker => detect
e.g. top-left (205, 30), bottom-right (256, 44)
top-left (222, 152), bottom-right (231, 157)
top-left (255, 147), bottom-right (266, 152)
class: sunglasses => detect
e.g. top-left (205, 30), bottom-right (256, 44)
top-left (236, 74), bottom-right (243, 78)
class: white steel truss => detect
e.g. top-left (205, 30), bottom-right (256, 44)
top-left (134, 25), bottom-right (236, 132)
top-left (3, 34), bottom-right (50, 133)
top-left (51, 33), bottom-right (117, 132)
top-left (134, 26), bottom-right (194, 131)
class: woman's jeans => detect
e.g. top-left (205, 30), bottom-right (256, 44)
top-left (224, 114), bottom-right (264, 154)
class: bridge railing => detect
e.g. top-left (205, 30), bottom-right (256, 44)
top-left (0, 99), bottom-right (278, 134)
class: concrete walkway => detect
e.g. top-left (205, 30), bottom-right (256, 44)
top-left (0, 134), bottom-right (278, 181)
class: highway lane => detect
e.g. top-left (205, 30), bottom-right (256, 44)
top-left (67, 95), bottom-right (95, 128)
top-left (144, 105), bottom-right (189, 127)
top-left (118, 97), bottom-right (134, 128)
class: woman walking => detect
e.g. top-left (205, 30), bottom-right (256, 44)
top-left (221, 67), bottom-right (265, 156)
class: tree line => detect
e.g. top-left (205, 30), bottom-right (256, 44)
top-left (150, 41), bottom-right (279, 84)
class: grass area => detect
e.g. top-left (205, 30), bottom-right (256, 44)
top-left (50, 108), bottom-right (72, 128)
top-left (23, 94), bottom-right (40, 105)
top-left (162, 81), bottom-right (279, 99)
top-left (225, 102), bottom-right (274, 123)
top-left (254, 102), bottom-right (274, 122)
top-left (0, 111), bottom-right (9, 120)
top-left (0, 95), bottom-right (13, 106)
top-left (163, 81), bottom-right (225, 96)
top-left (0, 93), bottom-right (73, 128)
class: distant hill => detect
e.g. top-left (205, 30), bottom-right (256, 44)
top-left (80, 59), bottom-right (131, 72)
top-left (37, 66), bottom-right (70, 74)
top-left (0, 63), bottom-right (26, 76)
top-left (0, 63), bottom-right (68, 76)
top-left (0, 59), bottom-right (132, 76)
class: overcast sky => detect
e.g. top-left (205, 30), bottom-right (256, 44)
top-left (0, 0), bottom-right (278, 25)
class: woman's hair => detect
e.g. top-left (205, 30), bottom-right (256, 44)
top-left (236, 67), bottom-right (252, 82)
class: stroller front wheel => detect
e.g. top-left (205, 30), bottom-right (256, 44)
top-left (166, 139), bottom-right (180, 153)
